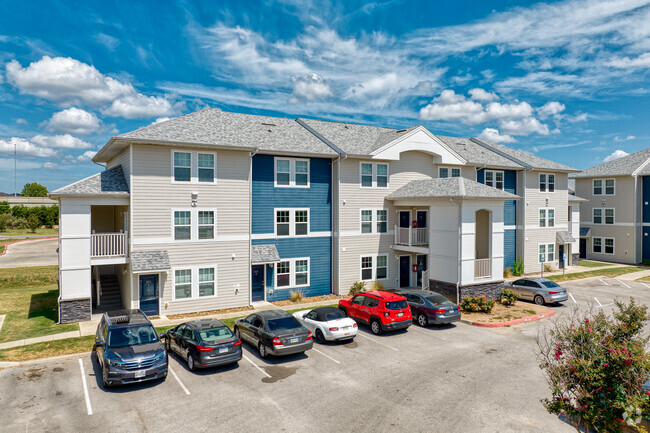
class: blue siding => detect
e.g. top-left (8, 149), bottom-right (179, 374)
top-left (504, 229), bottom-right (517, 269)
top-left (253, 237), bottom-right (331, 301)
top-left (643, 176), bottom-right (650, 223)
top-left (252, 154), bottom-right (332, 234)
top-left (643, 226), bottom-right (650, 262)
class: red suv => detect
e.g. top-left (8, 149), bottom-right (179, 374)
top-left (339, 290), bottom-right (412, 335)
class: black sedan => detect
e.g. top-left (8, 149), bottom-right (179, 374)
top-left (234, 310), bottom-right (313, 358)
top-left (166, 319), bottom-right (242, 371)
top-left (390, 289), bottom-right (461, 326)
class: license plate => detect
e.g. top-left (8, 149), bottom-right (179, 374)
top-left (289, 338), bottom-right (299, 344)
top-left (218, 348), bottom-right (228, 354)
top-left (344, 333), bottom-right (350, 336)
top-left (397, 312), bottom-right (403, 317)
top-left (134, 370), bottom-right (145, 378)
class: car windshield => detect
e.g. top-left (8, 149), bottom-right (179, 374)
top-left (198, 326), bottom-right (234, 344)
top-left (107, 325), bottom-right (158, 348)
top-left (266, 317), bottom-right (300, 332)
top-left (385, 300), bottom-right (407, 310)
top-left (541, 281), bottom-right (561, 289)
top-left (324, 311), bottom-right (344, 321)
top-left (425, 294), bottom-right (454, 306)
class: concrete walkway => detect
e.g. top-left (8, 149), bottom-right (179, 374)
top-left (0, 298), bottom-right (341, 350)
top-left (0, 238), bottom-right (58, 268)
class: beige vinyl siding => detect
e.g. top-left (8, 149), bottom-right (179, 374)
top-left (585, 226), bottom-right (634, 264)
top-left (107, 147), bottom-right (130, 188)
top-left (339, 236), bottom-right (397, 292)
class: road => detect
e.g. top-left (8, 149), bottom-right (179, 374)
top-left (0, 238), bottom-right (57, 268)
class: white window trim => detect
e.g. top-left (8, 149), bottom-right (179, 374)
top-left (438, 166), bottom-right (461, 178)
top-left (604, 208), bottom-right (615, 225)
top-left (274, 208), bottom-right (310, 237)
top-left (538, 243), bottom-right (556, 263)
top-left (359, 209), bottom-right (389, 234)
top-left (604, 237), bottom-right (615, 255)
top-left (171, 208), bottom-right (218, 242)
top-left (172, 264), bottom-right (218, 302)
top-left (592, 207), bottom-right (615, 225)
top-left (485, 170), bottom-right (504, 190)
top-left (274, 257), bottom-right (310, 289)
top-left (274, 157), bottom-right (310, 188)
top-left (359, 254), bottom-right (389, 282)
top-left (539, 173), bottom-right (556, 193)
top-left (592, 179), bottom-right (603, 196)
top-left (604, 178), bottom-right (616, 195)
top-left (171, 149), bottom-right (218, 185)
top-left (359, 161), bottom-right (389, 189)
top-left (592, 237), bottom-right (614, 255)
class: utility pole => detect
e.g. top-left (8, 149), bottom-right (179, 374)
top-left (14, 140), bottom-right (17, 197)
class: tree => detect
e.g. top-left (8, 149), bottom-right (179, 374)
top-left (538, 299), bottom-right (650, 432)
top-left (0, 201), bottom-right (9, 214)
top-left (0, 214), bottom-right (8, 232)
top-left (27, 214), bottom-right (40, 233)
top-left (21, 182), bottom-right (48, 197)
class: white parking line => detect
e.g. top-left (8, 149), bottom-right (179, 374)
top-left (356, 333), bottom-right (398, 351)
top-left (598, 278), bottom-right (609, 286)
top-left (569, 293), bottom-right (577, 304)
top-left (616, 279), bottom-right (631, 289)
top-left (311, 348), bottom-right (340, 364)
top-left (242, 354), bottom-right (271, 378)
top-left (594, 297), bottom-right (614, 308)
top-left (169, 366), bottom-right (190, 395)
top-left (78, 359), bottom-right (92, 415)
top-left (642, 282), bottom-right (650, 289)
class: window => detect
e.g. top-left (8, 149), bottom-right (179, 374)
top-left (377, 210), bottom-right (388, 233)
top-left (593, 179), bottom-right (602, 195)
top-left (539, 209), bottom-right (546, 228)
top-left (593, 208), bottom-right (602, 224)
top-left (295, 260), bottom-right (308, 285)
top-left (173, 152), bottom-right (191, 182)
top-left (277, 261), bottom-right (290, 287)
top-left (605, 238), bottom-right (614, 254)
top-left (485, 170), bottom-right (504, 190)
top-left (439, 167), bottom-right (461, 178)
top-left (198, 211), bottom-right (214, 240)
top-left (593, 208), bottom-right (614, 224)
top-left (539, 208), bottom-right (554, 227)
top-left (275, 209), bottom-right (309, 237)
top-left (548, 209), bottom-right (555, 227)
top-left (591, 237), bottom-right (614, 254)
top-left (360, 162), bottom-right (389, 188)
top-left (605, 179), bottom-right (615, 195)
top-left (275, 158), bottom-right (310, 187)
top-left (174, 211), bottom-right (191, 240)
top-left (361, 210), bottom-right (373, 234)
top-left (198, 267), bottom-right (215, 297)
top-left (174, 269), bottom-right (192, 299)
top-left (605, 208), bottom-right (614, 224)
top-left (360, 209), bottom-right (388, 234)
top-left (593, 179), bottom-right (615, 195)
top-left (360, 254), bottom-right (388, 281)
top-left (539, 244), bottom-right (555, 262)
top-left (198, 153), bottom-right (215, 183)
top-left (539, 173), bottom-right (555, 192)
top-left (275, 258), bottom-right (310, 288)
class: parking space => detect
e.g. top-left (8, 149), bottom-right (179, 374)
top-left (558, 277), bottom-right (650, 314)
top-left (0, 320), bottom-right (575, 432)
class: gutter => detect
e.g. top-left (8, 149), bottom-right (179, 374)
top-left (249, 148), bottom-right (259, 305)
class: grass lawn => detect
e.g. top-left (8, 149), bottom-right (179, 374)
top-left (547, 266), bottom-right (642, 282)
top-left (579, 260), bottom-right (615, 268)
top-left (0, 227), bottom-right (58, 237)
top-left (0, 265), bottom-right (79, 344)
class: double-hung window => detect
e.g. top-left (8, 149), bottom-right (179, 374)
top-left (593, 208), bottom-right (614, 224)
top-left (605, 179), bottom-right (615, 195)
top-left (275, 258), bottom-right (310, 288)
top-left (485, 170), bottom-right (504, 190)
top-left (361, 257), bottom-right (373, 280)
top-left (360, 254), bottom-right (388, 281)
top-left (593, 237), bottom-right (613, 254)
top-left (593, 180), bottom-right (603, 195)
top-left (198, 154), bottom-right (215, 183)
top-left (439, 167), bottom-right (461, 178)
top-left (539, 173), bottom-right (555, 192)
top-left (275, 158), bottom-right (309, 187)
top-left (593, 179), bottom-right (615, 195)
top-left (361, 210), bottom-right (373, 234)
top-left (605, 238), bottom-right (614, 254)
top-left (593, 208), bottom-right (602, 224)
top-left (360, 209), bottom-right (388, 234)
top-left (172, 150), bottom-right (217, 183)
top-left (198, 268), bottom-right (215, 297)
top-left (198, 211), bottom-right (215, 240)
top-left (174, 269), bottom-right (192, 299)
top-left (173, 266), bottom-right (218, 300)
top-left (276, 261), bottom-right (291, 287)
top-left (539, 208), bottom-right (554, 227)
top-left (173, 209), bottom-right (217, 241)
top-left (275, 209), bottom-right (309, 237)
top-left (174, 211), bottom-right (191, 240)
top-left (605, 208), bottom-right (614, 224)
top-left (173, 152), bottom-right (191, 182)
top-left (360, 162), bottom-right (389, 188)
top-left (539, 209), bottom-right (546, 227)
top-left (376, 210), bottom-right (388, 233)
top-left (539, 244), bottom-right (555, 262)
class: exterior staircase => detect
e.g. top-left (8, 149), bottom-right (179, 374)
top-left (98, 275), bottom-right (123, 310)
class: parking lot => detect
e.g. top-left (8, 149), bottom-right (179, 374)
top-left (2, 277), bottom-right (648, 433)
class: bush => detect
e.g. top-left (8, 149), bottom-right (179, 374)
top-left (500, 288), bottom-right (518, 306)
top-left (0, 214), bottom-right (8, 232)
top-left (27, 214), bottom-right (40, 233)
top-left (460, 295), bottom-right (495, 313)
top-left (11, 205), bottom-right (29, 219)
top-left (538, 299), bottom-right (650, 432)
top-left (8, 216), bottom-right (28, 229)
top-left (0, 201), bottom-right (9, 214)
top-left (289, 289), bottom-right (304, 303)
top-left (371, 281), bottom-right (385, 291)
top-left (642, 259), bottom-right (650, 266)
top-left (504, 267), bottom-right (514, 278)
top-left (512, 256), bottom-right (524, 276)
top-left (349, 281), bottom-right (366, 296)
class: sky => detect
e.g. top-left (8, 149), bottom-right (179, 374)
top-left (0, 0), bottom-right (649, 194)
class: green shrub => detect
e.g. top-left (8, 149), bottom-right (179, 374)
top-left (642, 259), bottom-right (650, 266)
top-left (349, 281), bottom-right (366, 296)
top-left (503, 267), bottom-right (514, 278)
top-left (27, 214), bottom-right (40, 233)
top-left (512, 256), bottom-right (524, 276)
top-left (11, 205), bottom-right (29, 219)
top-left (460, 295), bottom-right (495, 313)
top-left (0, 214), bottom-right (8, 232)
top-left (544, 264), bottom-right (553, 273)
top-left (500, 288), bottom-right (518, 306)
top-left (0, 201), bottom-right (9, 214)
top-left (9, 216), bottom-right (28, 229)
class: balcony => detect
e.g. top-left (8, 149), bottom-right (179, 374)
top-left (91, 232), bottom-right (127, 258)
top-left (474, 258), bottom-right (491, 279)
top-left (394, 226), bottom-right (428, 247)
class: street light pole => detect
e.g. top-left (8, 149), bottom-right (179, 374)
top-left (14, 140), bottom-right (17, 197)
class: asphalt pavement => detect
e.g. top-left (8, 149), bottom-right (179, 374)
top-left (0, 238), bottom-right (57, 268)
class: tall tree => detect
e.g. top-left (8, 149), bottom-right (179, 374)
top-left (21, 183), bottom-right (48, 197)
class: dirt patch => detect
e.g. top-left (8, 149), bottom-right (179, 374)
top-left (271, 294), bottom-right (343, 307)
top-left (167, 306), bottom-right (254, 320)
top-left (461, 301), bottom-right (549, 324)
top-left (23, 367), bottom-right (45, 380)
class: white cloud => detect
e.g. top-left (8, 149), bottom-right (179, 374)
top-left (537, 101), bottom-right (566, 119)
top-left (76, 150), bottom-right (97, 162)
top-left (6, 56), bottom-right (177, 118)
top-left (289, 73), bottom-right (333, 103)
top-left (42, 162), bottom-right (58, 170)
top-left (477, 128), bottom-right (516, 143)
top-left (15, 118), bottom-right (27, 125)
top-left (613, 135), bottom-right (636, 142)
top-left (94, 33), bottom-right (120, 51)
top-left (45, 107), bottom-right (101, 134)
top-left (499, 117), bottom-right (551, 135)
top-left (469, 88), bottom-right (498, 101)
top-left (607, 52), bottom-right (650, 68)
top-left (149, 117), bottom-right (173, 126)
top-left (0, 137), bottom-right (57, 158)
top-left (0, 158), bottom-right (43, 170)
top-left (31, 134), bottom-right (93, 149)
top-left (604, 149), bottom-right (630, 162)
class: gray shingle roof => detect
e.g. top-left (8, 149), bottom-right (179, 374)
top-left (117, 108), bottom-right (337, 156)
top-left (472, 138), bottom-right (579, 172)
top-left (50, 165), bottom-right (129, 196)
top-left (251, 244), bottom-right (280, 263)
top-left (131, 250), bottom-right (170, 273)
top-left (556, 231), bottom-right (576, 244)
top-left (572, 148), bottom-right (650, 178)
top-left (580, 227), bottom-right (591, 237)
top-left (568, 194), bottom-right (588, 202)
top-left (386, 177), bottom-right (519, 200)
top-left (436, 136), bottom-right (522, 169)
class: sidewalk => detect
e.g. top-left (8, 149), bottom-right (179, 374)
top-left (0, 298), bottom-right (340, 350)
top-left (503, 262), bottom-right (629, 282)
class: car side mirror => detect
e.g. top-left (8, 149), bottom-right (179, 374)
top-left (159, 332), bottom-right (167, 340)
top-left (95, 341), bottom-right (104, 348)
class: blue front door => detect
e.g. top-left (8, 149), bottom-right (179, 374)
top-left (252, 265), bottom-right (265, 301)
top-left (139, 274), bottom-right (159, 316)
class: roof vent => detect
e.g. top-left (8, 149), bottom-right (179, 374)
top-left (261, 123), bottom-right (277, 127)
top-left (396, 129), bottom-right (407, 133)
top-left (344, 124), bottom-right (349, 129)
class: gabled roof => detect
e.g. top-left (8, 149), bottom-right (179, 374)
top-left (435, 136), bottom-right (522, 169)
top-left (251, 244), bottom-right (280, 264)
top-left (556, 231), bottom-right (576, 244)
top-left (50, 165), bottom-right (129, 197)
top-left (572, 148), bottom-right (650, 178)
top-left (386, 177), bottom-right (519, 201)
top-left (471, 138), bottom-right (579, 172)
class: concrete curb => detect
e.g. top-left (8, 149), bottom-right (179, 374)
top-left (0, 236), bottom-right (57, 257)
top-left (0, 352), bottom-right (91, 369)
top-left (464, 308), bottom-right (556, 328)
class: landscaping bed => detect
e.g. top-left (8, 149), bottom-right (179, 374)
top-left (461, 300), bottom-right (550, 324)
top-left (271, 294), bottom-right (342, 307)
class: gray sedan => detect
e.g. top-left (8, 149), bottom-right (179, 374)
top-left (504, 278), bottom-right (569, 305)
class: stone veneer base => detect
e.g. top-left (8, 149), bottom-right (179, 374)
top-left (429, 279), bottom-right (504, 303)
top-left (59, 298), bottom-right (91, 323)
top-left (571, 253), bottom-right (580, 266)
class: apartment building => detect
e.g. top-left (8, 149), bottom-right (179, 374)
top-left (51, 108), bottom-right (579, 322)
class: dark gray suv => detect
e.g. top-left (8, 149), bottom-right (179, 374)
top-left (94, 309), bottom-right (168, 388)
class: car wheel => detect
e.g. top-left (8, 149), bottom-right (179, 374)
top-left (315, 329), bottom-right (325, 344)
top-left (187, 354), bottom-right (196, 372)
top-left (417, 314), bottom-right (428, 327)
top-left (370, 319), bottom-right (382, 335)
top-left (102, 367), bottom-right (111, 389)
top-left (234, 326), bottom-right (240, 339)
top-left (166, 337), bottom-right (171, 352)
top-left (258, 343), bottom-right (268, 359)
top-left (534, 295), bottom-right (545, 305)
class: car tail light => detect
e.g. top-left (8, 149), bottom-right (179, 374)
top-left (272, 337), bottom-right (282, 346)
top-left (306, 331), bottom-right (313, 341)
top-left (434, 309), bottom-right (446, 314)
top-left (233, 339), bottom-right (242, 347)
top-left (456, 307), bottom-right (461, 311)
top-left (353, 323), bottom-right (358, 328)
top-left (329, 327), bottom-right (339, 331)
top-left (383, 311), bottom-right (390, 318)
top-left (549, 291), bottom-right (558, 295)
top-left (196, 345), bottom-right (214, 352)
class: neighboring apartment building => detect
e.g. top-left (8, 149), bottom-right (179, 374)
top-left (573, 148), bottom-right (650, 264)
top-left (51, 108), bottom-right (579, 323)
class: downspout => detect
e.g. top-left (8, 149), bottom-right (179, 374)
top-left (451, 198), bottom-right (462, 304)
top-left (634, 174), bottom-right (639, 263)
top-left (249, 148), bottom-right (259, 305)
top-left (521, 168), bottom-right (527, 270)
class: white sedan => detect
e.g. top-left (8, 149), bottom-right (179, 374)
top-left (292, 307), bottom-right (358, 343)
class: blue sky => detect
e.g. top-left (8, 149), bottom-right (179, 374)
top-left (0, 0), bottom-right (649, 193)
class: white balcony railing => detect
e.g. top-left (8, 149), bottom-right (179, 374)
top-left (394, 226), bottom-right (429, 247)
top-left (474, 258), bottom-right (491, 279)
top-left (91, 232), bottom-right (127, 258)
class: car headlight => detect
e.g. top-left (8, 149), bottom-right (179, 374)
top-left (108, 358), bottom-right (125, 367)
top-left (153, 351), bottom-right (166, 363)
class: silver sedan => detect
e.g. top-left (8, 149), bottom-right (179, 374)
top-left (504, 278), bottom-right (569, 305)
